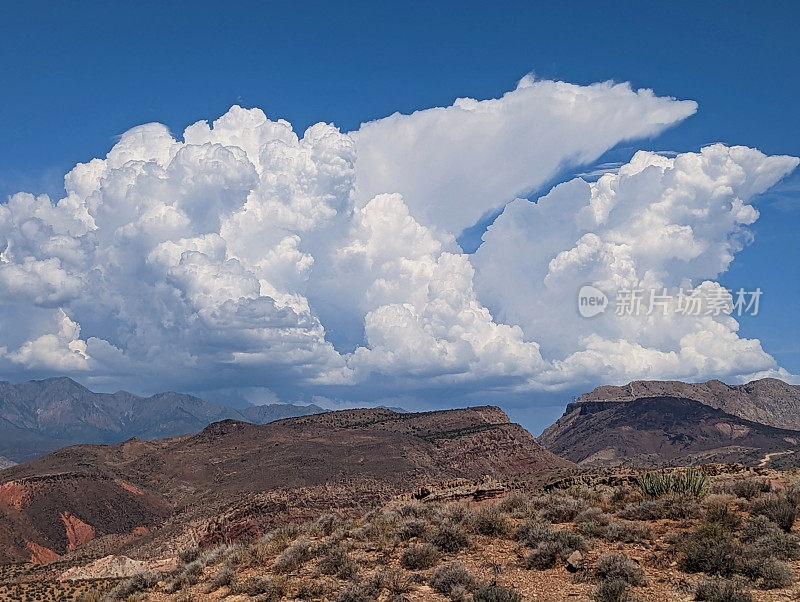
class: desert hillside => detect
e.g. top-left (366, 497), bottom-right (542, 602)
top-left (4, 466), bottom-right (800, 602)
top-left (0, 407), bottom-right (568, 566)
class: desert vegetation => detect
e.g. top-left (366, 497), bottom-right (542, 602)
top-left (4, 468), bottom-right (800, 601)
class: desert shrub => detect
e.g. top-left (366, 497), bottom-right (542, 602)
top-left (740, 555), bottom-right (794, 589)
top-left (716, 478), bottom-right (771, 500)
top-left (104, 572), bottom-right (159, 599)
top-left (178, 547), bottom-right (200, 563)
top-left (397, 517), bottom-right (428, 541)
top-left (295, 577), bottom-right (329, 599)
top-left (431, 561), bottom-right (476, 599)
top-left (77, 591), bottom-right (102, 602)
top-left (526, 540), bottom-right (570, 570)
top-left (401, 543), bottom-right (440, 570)
top-left (539, 493), bottom-right (587, 523)
top-left (605, 520), bottom-right (653, 543)
top-left (430, 521), bottom-right (471, 553)
top-left (758, 557), bottom-right (795, 589)
top-left (231, 575), bottom-right (288, 599)
top-left (209, 564), bottom-right (235, 589)
top-left (703, 496), bottom-right (742, 530)
top-left (470, 505), bottom-right (511, 536)
top-left (473, 585), bottom-right (522, 602)
top-left (750, 493), bottom-right (798, 532)
top-left (520, 522), bottom-right (588, 570)
top-left (594, 579), bottom-right (631, 602)
top-left (315, 513), bottom-right (346, 536)
top-left (498, 491), bottom-right (533, 516)
top-left (594, 554), bottom-right (645, 586)
top-left (338, 582), bottom-right (373, 602)
top-left (316, 545), bottom-right (357, 579)
top-left (576, 507), bottom-right (612, 538)
top-left (397, 499), bottom-right (433, 519)
top-left (370, 567), bottom-right (412, 595)
top-left (619, 493), bottom-right (699, 521)
top-left (273, 537), bottom-right (313, 573)
top-left (681, 523), bottom-right (741, 577)
top-left (695, 578), bottom-right (753, 602)
top-left (352, 511), bottom-right (397, 543)
top-left (517, 520), bottom-right (588, 552)
top-left (610, 486), bottom-right (633, 505)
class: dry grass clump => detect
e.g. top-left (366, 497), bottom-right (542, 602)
top-left (694, 578), bottom-right (754, 602)
top-left (750, 492), bottom-right (798, 532)
top-left (273, 536), bottom-right (314, 573)
top-left (315, 544), bottom-right (358, 580)
top-left (430, 561), bottom-right (476, 600)
top-left (401, 542), bottom-right (441, 570)
top-left (103, 572), bottom-right (159, 600)
top-left (517, 521), bottom-right (588, 570)
top-left (473, 584), bottom-right (522, 602)
top-left (591, 554), bottom-right (646, 602)
top-left (538, 493), bottom-right (587, 523)
top-left (430, 520), bottom-right (471, 553)
top-left (470, 504), bottom-right (511, 536)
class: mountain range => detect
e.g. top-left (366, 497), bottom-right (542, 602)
top-left (539, 378), bottom-right (800, 467)
top-left (0, 377), bottom-right (325, 463)
top-left (0, 406), bottom-right (568, 564)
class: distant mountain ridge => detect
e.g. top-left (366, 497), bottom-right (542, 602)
top-left (539, 377), bottom-right (800, 467)
top-left (0, 377), bottom-right (325, 463)
top-left (0, 406), bottom-right (569, 564)
top-left (576, 377), bottom-right (800, 429)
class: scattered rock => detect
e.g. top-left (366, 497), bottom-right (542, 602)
top-left (566, 550), bottom-right (584, 572)
top-left (59, 555), bottom-right (178, 580)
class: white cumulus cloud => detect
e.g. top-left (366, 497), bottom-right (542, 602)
top-left (0, 78), bottom-right (795, 405)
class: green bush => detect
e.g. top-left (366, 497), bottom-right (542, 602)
top-left (681, 523), bottom-right (741, 577)
top-left (637, 468), bottom-right (708, 499)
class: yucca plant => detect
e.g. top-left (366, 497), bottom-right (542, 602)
top-left (637, 468), bottom-right (708, 499)
top-left (636, 472), bottom-right (670, 498)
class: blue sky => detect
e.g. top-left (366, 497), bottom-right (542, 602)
top-left (1, 1), bottom-right (798, 432)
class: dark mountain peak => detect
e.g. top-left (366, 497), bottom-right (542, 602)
top-left (574, 377), bottom-right (800, 430)
top-left (540, 393), bottom-right (800, 467)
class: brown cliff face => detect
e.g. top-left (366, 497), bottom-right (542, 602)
top-left (0, 406), bottom-right (570, 564)
top-left (574, 378), bottom-right (800, 430)
top-left (539, 394), bottom-right (800, 468)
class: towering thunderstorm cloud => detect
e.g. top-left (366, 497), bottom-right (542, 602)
top-left (0, 77), bottom-right (796, 402)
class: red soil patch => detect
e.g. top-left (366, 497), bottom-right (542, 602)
top-left (26, 541), bottom-right (60, 565)
top-left (132, 526), bottom-right (150, 536)
top-left (0, 481), bottom-right (30, 511)
top-left (60, 511), bottom-right (96, 552)
top-left (116, 479), bottom-right (145, 496)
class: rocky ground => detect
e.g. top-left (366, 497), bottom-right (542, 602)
top-left (3, 465), bottom-right (800, 601)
